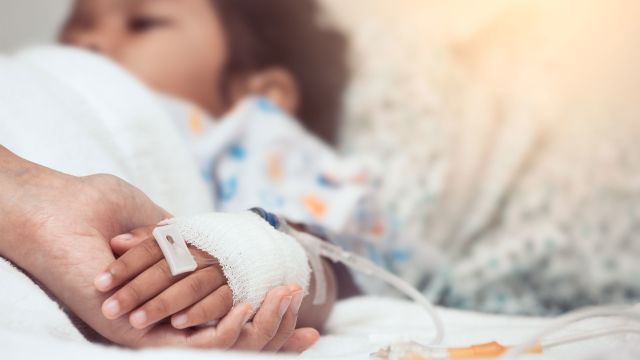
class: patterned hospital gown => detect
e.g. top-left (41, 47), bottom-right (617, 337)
top-left (164, 95), bottom-right (640, 316)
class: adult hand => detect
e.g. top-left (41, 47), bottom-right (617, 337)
top-left (0, 146), bottom-right (318, 351)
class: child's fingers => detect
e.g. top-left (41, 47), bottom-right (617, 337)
top-left (262, 286), bottom-right (305, 352)
top-left (94, 237), bottom-right (164, 292)
top-left (171, 285), bottom-right (234, 329)
top-left (186, 304), bottom-right (253, 349)
top-left (137, 304), bottom-right (252, 349)
top-left (110, 225), bottom-right (155, 256)
top-left (280, 328), bottom-right (320, 353)
top-left (128, 265), bottom-right (226, 329)
top-left (232, 286), bottom-right (292, 351)
top-left (101, 259), bottom-right (185, 320)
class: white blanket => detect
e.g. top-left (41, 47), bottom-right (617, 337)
top-left (0, 46), bottom-right (212, 216)
top-left (1, 254), bottom-right (635, 359)
top-left (0, 46), bottom-right (635, 359)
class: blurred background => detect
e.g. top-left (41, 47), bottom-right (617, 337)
top-left (3, 0), bottom-right (639, 141)
top-left (2, 0), bottom-right (640, 315)
top-left (0, 1), bottom-right (70, 51)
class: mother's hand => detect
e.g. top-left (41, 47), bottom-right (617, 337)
top-left (0, 146), bottom-right (181, 346)
top-left (0, 146), bottom-right (317, 350)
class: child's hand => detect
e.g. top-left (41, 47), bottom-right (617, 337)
top-left (95, 226), bottom-right (231, 329)
top-left (94, 226), bottom-right (315, 352)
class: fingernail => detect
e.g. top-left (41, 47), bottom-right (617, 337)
top-left (103, 299), bottom-right (120, 318)
top-left (172, 314), bottom-right (188, 328)
top-left (291, 292), bottom-right (304, 315)
top-left (130, 310), bottom-right (147, 328)
top-left (113, 233), bottom-right (133, 242)
top-left (94, 272), bottom-right (113, 290)
top-left (279, 296), bottom-right (292, 318)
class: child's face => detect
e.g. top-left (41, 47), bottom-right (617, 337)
top-left (61, 0), bottom-right (229, 116)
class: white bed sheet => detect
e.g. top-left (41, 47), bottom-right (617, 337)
top-left (2, 255), bottom-right (636, 360)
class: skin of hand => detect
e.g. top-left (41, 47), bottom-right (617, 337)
top-left (97, 226), bottom-right (316, 352)
top-left (0, 146), bottom-right (318, 351)
top-left (109, 223), bottom-right (339, 332)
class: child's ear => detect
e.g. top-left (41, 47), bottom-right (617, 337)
top-left (237, 67), bottom-right (300, 114)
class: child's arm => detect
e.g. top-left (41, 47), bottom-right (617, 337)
top-left (282, 223), bottom-right (340, 330)
top-left (95, 226), bottom-right (319, 352)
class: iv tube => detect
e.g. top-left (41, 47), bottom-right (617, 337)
top-left (286, 221), bottom-right (446, 344)
top-left (502, 304), bottom-right (640, 359)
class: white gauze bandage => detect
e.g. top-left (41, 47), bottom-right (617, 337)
top-left (156, 211), bottom-right (311, 310)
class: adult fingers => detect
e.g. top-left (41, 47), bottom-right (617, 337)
top-left (110, 225), bottom-right (155, 256)
top-left (82, 174), bottom-right (170, 235)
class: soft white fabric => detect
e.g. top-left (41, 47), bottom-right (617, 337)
top-left (309, 297), bottom-right (640, 360)
top-left (164, 211), bottom-right (311, 310)
top-left (0, 259), bottom-right (636, 360)
top-left (0, 257), bottom-right (284, 359)
top-left (0, 45), bottom-right (212, 216)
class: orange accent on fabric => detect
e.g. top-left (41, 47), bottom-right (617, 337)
top-left (371, 220), bottom-right (385, 236)
top-left (188, 108), bottom-right (205, 135)
top-left (303, 195), bottom-right (327, 218)
top-left (353, 172), bottom-right (368, 184)
top-left (268, 153), bottom-right (283, 181)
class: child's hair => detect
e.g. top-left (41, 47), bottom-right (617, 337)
top-left (212, 0), bottom-right (350, 144)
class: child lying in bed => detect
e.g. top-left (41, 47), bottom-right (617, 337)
top-left (58, 0), bottom-right (640, 348)
top-left (60, 0), bottom-right (380, 351)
